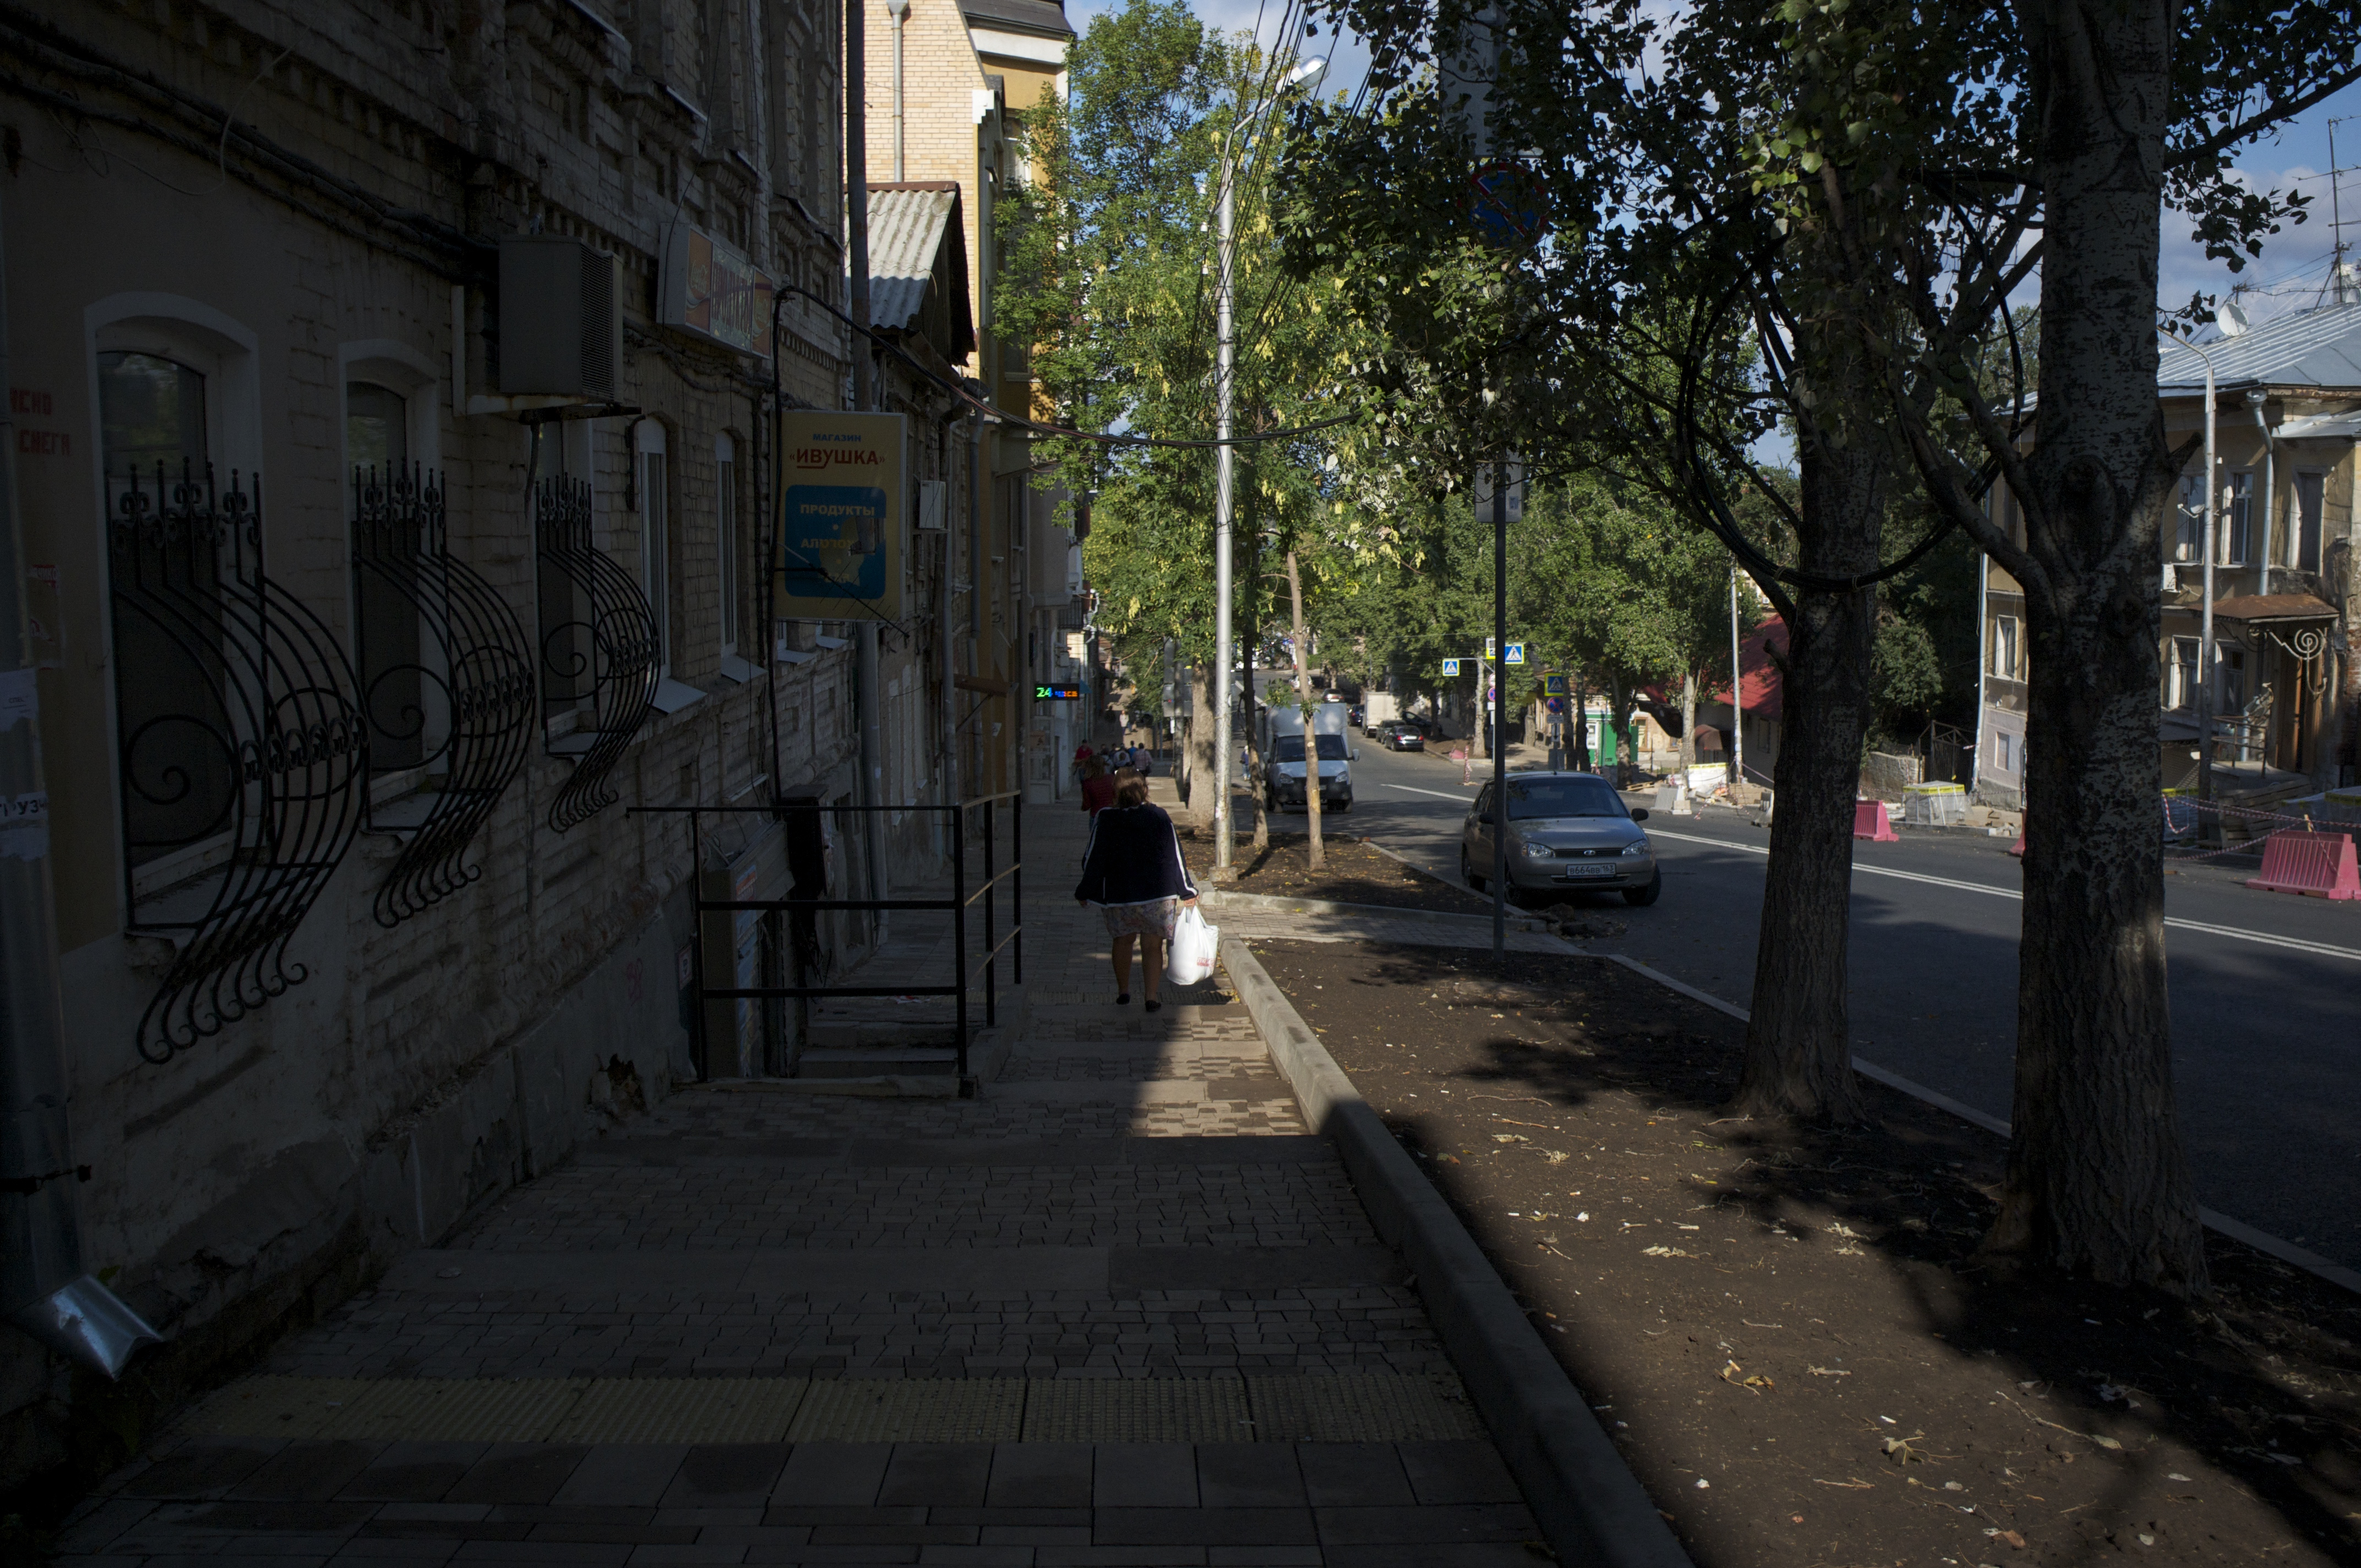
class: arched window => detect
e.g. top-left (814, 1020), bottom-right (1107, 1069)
top-left (98, 349), bottom-right (232, 872)
top-left (347, 380), bottom-right (431, 771)
top-left (91, 299), bottom-right (366, 1058)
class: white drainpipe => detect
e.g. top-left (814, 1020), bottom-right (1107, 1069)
top-left (0, 193), bottom-right (163, 1376)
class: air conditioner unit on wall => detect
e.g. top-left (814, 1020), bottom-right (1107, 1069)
top-left (498, 236), bottom-right (622, 400)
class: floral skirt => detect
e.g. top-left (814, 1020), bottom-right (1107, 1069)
top-left (1100, 897), bottom-right (1179, 941)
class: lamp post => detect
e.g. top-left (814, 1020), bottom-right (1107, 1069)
top-left (1211, 56), bottom-right (1324, 879)
top-left (2165, 330), bottom-right (2221, 829)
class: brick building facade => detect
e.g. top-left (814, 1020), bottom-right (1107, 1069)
top-left (0, 0), bottom-right (978, 1492)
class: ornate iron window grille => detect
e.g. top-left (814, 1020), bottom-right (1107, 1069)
top-left (534, 474), bottom-right (659, 830)
top-left (352, 465), bottom-right (537, 924)
top-left (110, 461), bottom-right (368, 1063)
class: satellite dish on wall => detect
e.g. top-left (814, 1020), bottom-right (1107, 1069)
top-left (2216, 300), bottom-right (2252, 337)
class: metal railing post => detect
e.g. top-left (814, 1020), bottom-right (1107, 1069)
top-left (687, 808), bottom-right (708, 1081)
top-left (1011, 793), bottom-right (1023, 985)
top-left (952, 801), bottom-right (969, 1084)
top-left (982, 797), bottom-right (998, 1028)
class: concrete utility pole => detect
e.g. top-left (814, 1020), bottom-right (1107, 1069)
top-left (1209, 57), bottom-right (1323, 883)
top-left (1211, 155), bottom-right (1236, 878)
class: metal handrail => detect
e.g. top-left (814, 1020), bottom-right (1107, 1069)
top-left (629, 792), bottom-right (1023, 1090)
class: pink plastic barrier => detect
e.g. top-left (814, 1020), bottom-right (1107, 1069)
top-left (1853, 800), bottom-right (1898, 842)
top-left (2244, 829), bottom-right (2361, 901)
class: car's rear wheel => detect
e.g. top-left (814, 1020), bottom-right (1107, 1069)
top-left (1460, 850), bottom-right (1484, 892)
top-left (1623, 870), bottom-right (1663, 907)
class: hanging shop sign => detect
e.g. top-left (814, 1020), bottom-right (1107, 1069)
top-left (661, 223), bottom-right (777, 361)
top-left (776, 410), bottom-right (905, 620)
top-left (1036, 684), bottom-right (1085, 701)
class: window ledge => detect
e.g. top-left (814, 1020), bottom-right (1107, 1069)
top-left (651, 677), bottom-right (706, 715)
top-left (718, 652), bottom-right (761, 685)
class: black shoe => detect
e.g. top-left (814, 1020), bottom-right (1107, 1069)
top-left (1144, 999), bottom-right (1163, 1014)
top-left (1115, 993), bottom-right (1130, 1006)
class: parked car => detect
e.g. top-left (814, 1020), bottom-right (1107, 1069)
top-left (1378, 721), bottom-right (1426, 752)
top-left (1460, 771), bottom-right (1659, 906)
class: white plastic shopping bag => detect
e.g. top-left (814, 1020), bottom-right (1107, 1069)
top-left (1165, 904), bottom-right (1220, 987)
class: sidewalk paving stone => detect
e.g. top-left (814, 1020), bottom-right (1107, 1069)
top-left (62, 808), bottom-right (1545, 1565)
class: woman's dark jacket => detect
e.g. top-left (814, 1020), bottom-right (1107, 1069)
top-left (1074, 803), bottom-right (1199, 906)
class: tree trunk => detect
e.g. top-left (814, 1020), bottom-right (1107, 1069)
top-left (1287, 551), bottom-right (1324, 870)
top-left (1732, 325), bottom-right (1884, 1124)
top-left (1985, 0), bottom-right (2204, 1289)
top-left (1182, 664), bottom-right (1217, 831)
top-left (1248, 625), bottom-right (1270, 852)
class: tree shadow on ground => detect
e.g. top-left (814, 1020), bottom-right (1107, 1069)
top-left (1305, 940), bottom-right (2361, 1565)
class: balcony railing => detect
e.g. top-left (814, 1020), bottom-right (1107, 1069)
top-left (534, 474), bottom-right (659, 831)
top-left (352, 464), bottom-right (537, 924)
top-left (110, 461), bottom-right (367, 1063)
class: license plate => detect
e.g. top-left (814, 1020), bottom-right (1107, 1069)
top-left (1558, 863), bottom-right (1614, 879)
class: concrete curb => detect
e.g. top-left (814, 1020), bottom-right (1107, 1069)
top-left (1221, 935), bottom-right (1691, 1568)
top-left (1198, 885), bottom-right (1552, 933)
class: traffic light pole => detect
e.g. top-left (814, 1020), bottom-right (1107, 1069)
top-left (1491, 460), bottom-right (1508, 963)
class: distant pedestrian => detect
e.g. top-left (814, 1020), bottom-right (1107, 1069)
top-left (1074, 774), bottom-right (1199, 1012)
top-left (1078, 756), bottom-right (1116, 818)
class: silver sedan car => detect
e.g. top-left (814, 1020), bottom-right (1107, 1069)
top-left (1460, 771), bottom-right (1660, 906)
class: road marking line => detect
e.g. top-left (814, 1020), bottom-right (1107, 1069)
top-left (1645, 826), bottom-right (2361, 963)
top-left (1377, 781), bottom-right (1477, 802)
top-left (1600, 955), bottom-right (2361, 1294)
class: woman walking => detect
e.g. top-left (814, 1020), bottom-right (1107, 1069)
top-left (1073, 774), bottom-right (1198, 1012)
top-left (1078, 755), bottom-right (1117, 818)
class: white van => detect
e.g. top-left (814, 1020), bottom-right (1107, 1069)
top-left (1263, 704), bottom-right (1354, 813)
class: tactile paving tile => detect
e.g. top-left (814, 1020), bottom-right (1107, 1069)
top-left (174, 1376), bottom-right (387, 1439)
top-left (1020, 1376), bottom-right (1254, 1442)
top-left (325, 1377), bottom-right (588, 1441)
top-left (1244, 1373), bottom-right (1485, 1441)
top-left (785, 1377), bottom-right (1025, 1441)
top-left (550, 1377), bottom-right (810, 1442)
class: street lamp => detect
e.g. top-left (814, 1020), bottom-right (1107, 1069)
top-left (1211, 55), bottom-right (1325, 879)
top-left (2162, 329), bottom-right (2221, 830)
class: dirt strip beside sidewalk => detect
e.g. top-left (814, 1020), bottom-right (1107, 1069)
top-left (1237, 936), bottom-right (2361, 1568)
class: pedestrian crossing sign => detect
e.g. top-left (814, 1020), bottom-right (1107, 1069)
top-left (1544, 673), bottom-right (1566, 694)
top-left (1442, 658), bottom-right (1462, 677)
top-left (1505, 643), bottom-right (1526, 665)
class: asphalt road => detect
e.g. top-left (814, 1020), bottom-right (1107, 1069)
top-left (1319, 738), bottom-right (2361, 1271)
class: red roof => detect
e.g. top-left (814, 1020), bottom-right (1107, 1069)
top-left (1642, 615), bottom-right (1787, 723)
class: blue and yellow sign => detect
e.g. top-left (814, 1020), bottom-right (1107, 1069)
top-left (776, 411), bottom-right (904, 619)
top-left (1441, 658), bottom-right (1462, 677)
